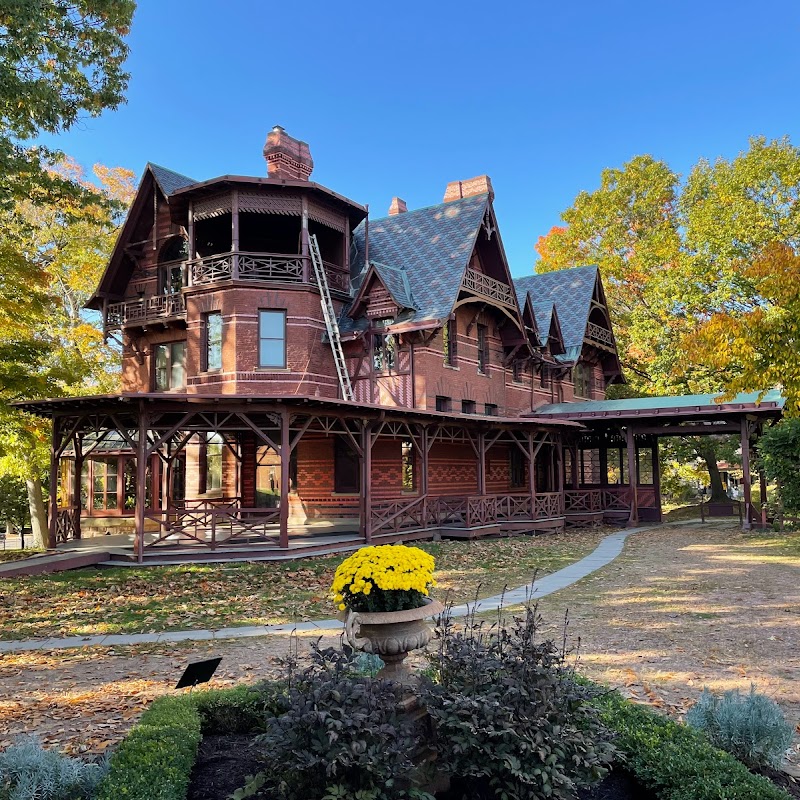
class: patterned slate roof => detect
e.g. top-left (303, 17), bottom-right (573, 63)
top-left (348, 194), bottom-right (489, 327)
top-left (513, 266), bottom-right (599, 359)
top-left (371, 261), bottom-right (416, 310)
top-left (147, 163), bottom-right (197, 196)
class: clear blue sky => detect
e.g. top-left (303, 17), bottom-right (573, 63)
top-left (44, 0), bottom-right (800, 277)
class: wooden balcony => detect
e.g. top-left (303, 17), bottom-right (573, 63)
top-left (585, 321), bottom-right (615, 349)
top-left (106, 293), bottom-right (186, 331)
top-left (188, 251), bottom-right (350, 293)
top-left (461, 268), bottom-right (516, 308)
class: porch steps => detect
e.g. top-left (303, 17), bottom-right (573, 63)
top-left (0, 549), bottom-right (112, 577)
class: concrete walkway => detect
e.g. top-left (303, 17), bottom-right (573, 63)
top-left (0, 522), bottom-right (681, 654)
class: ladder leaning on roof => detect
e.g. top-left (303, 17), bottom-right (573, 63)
top-left (309, 233), bottom-right (354, 402)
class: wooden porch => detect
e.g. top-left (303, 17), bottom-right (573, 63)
top-left (28, 394), bottom-right (578, 564)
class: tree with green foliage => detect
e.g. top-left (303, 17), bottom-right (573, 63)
top-left (757, 419), bottom-right (800, 512)
top-left (0, 0), bottom-right (136, 206)
top-left (536, 137), bottom-right (800, 500)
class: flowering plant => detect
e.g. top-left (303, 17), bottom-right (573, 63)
top-left (331, 544), bottom-right (437, 613)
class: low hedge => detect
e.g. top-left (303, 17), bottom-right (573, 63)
top-left (95, 684), bottom-right (282, 800)
top-left (591, 689), bottom-right (791, 800)
top-left (95, 695), bottom-right (201, 800)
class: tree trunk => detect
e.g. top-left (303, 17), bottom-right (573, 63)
top-left (26, 476), bottom-right (47, 549)
top-left (697, 443), bottom-right (729, 503)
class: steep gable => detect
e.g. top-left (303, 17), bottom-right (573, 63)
top-left (87, 163), bottom-right (197, 309)
top-left (350, 194), bottom-right (489, 327)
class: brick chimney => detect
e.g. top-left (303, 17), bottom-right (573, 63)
top-left (443, 175), bottom-right (494, 203)
top-left (388, 196), bottom-right (407, 215)
top-left (263, 125), bottom-right (314, 180)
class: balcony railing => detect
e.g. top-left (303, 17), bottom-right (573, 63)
top-left (106, 293), bottom-right (186, 330)
top-left (585, 321), bottom-right (615, 348)
top-left (188, 251), bottom-right (350, 293)
top-left (461, 268), bottom-right (516, 308)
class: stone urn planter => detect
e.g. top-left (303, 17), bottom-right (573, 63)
top-left (341, 598), bottom-right (445, 679)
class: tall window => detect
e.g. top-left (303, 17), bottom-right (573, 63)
top-left (443, 319), bottom-right (457, 366)
top-left (512, 360), bottom-right (524, 383)
top-left (203, 434), bottom-right (223, 493)
top-left (573, 362), bottom-right (591, 398)
top-left (204, 311), bottom-right (223, 371)
top-left (401, 439), bottom-right (416, 491)
top-left (477, 324), bottom-right (489, 374)
top-left (90, 458), bottom-right (118, 510)
top-left (510, 448), bottom-right (525, 488)
top-left (334, 437), bottom-right (360, 493)
top-left (259, 309), bottom-right (286, 368)
top-left (154, 341), bottom-right (186, 390)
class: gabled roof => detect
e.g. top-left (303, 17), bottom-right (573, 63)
top-left (147, 163), bottom-right (196, 196)
top-left (348, 260), bottom-right (417, 319)
top-left (348, 194), bottom-right (490, 328)
top-left (513, 265), bottom-right (599, 360)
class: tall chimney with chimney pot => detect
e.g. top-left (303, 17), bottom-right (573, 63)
top-left (443, 175), bottom-right (494, 203)
top-left (388, 197), bottom-right (407, 215)
top-left (263, 125), bottom-right (314, 180)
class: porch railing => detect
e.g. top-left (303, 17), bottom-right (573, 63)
top-left (55, 506), bottom-right (80, 544)
top-left (564, 489), bottom-right (603, 513)
top-left (144, 505), bottom-right (281, 549)
top-left (369, 492), bottom-right (565, 537)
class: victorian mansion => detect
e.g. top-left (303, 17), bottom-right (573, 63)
top-left (22, 128), bottom-right (783, 562)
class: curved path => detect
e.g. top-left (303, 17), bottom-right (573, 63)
top-left (0, 525), bottom-right (657, 653)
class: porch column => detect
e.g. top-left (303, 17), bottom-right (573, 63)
top-left (652, 438), bottom-right (662, 522)
top-left (134, 403), bottom-right (149, 563)
top-left (556, 439), bottom-right (565, 504)
top-left (740, 417), bottom-right (753, 531)
top-left (47, 416), bottom-right (61, 548)
top-left (527, 432), bottom-right (537, 518)
top-left (279, 409), bottom-right (290, 548)
top-left (477, 431), bottom-right (486, 495)
top-left (301, 195), bottom-right (310, 283)
top-left (759, 469), bottom-right (768, 514)
top-left (420, 424), bottom-right (429, 496)
top-left (360, 420), bottom-right (372, 543)
top-left (72, 433), bottom-right (83, 540)
top-left (571, 443), bottom-right (580, 490)
top-left (231, 189), bottom-right (240, 280)
top-left (626, 425), bottom-right (639, 527)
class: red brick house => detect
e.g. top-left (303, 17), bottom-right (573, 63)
top-left (22, 128), bottom-right (784, 562)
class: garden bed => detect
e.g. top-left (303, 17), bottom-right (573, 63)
top-left (94, 674), bottom-right (794, 800)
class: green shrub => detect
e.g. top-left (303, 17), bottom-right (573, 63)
top-left (95, 695), bottom-right (201, 800)
top-left (591, 688), bottom-right (791, 800)
top-left (239, 645), bottom-right (431, 800)
top-left (0, 735), bottom-right (107, 800)
top-left (420, 607), bottom-right (615, 800)
top-left (193, 682), bottom-right (284, 735)
top-left (686, 685), bottom-right (795, 770)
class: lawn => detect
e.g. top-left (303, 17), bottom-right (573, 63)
top-left (0, 528), bottom-right (609, 640)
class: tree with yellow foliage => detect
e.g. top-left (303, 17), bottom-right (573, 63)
top-left (0, 160), bottom-right (135, 544)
